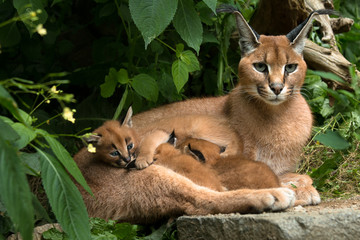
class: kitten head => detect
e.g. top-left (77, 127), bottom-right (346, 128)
top-left (84, 107), bottom-right (139, 168)
top-left (179, 138), bottom-right (225, 165)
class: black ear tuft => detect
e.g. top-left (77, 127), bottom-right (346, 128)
top-left (187, 144), bottom-right (206, 163)
top-left (286, 9), bottom-right (338, 54)
top-left (219, 146), bottom-right (226, 154)
top-left (217, 4), bottom-right (260, 56)
top-left (167, 130), bottom-right (177, 146)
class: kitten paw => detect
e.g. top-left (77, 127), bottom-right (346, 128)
top-left (135, 155), bottom-right (154, 170)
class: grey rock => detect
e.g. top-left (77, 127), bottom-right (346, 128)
top-left (177, 209), bottom-right (360, 240)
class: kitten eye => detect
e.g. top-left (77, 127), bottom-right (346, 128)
top-left (285, 64), bottom-right (297, 73)
top-left (127, 143), bottom-right (134, 150)
top-left (110, 151), bottom-right (120, 157)
top-left (253, 62), bottom-right (268, 73)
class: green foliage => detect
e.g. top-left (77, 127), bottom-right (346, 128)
top-left (42, 218), bottom-right (176, 240)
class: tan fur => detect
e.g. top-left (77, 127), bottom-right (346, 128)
top-left (179, 138), bottom-right (280, 190)
top-left (74, 148), bottom-right (295, 223)
top-left (73, 11), bottom-right (323, 223)
top-left (153, 142), bottom-right (225, 192)
top-left (131, 36), bottom-right (318, 205)
top-left (87, 120), bottom-right (139, 168)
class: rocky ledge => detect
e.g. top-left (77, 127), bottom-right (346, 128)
top-left (177, 197), bottom-right (360, 240)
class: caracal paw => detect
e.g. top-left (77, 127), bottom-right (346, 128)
top-left (251, 188), bottom-right (295, 213)
top-left (135, 154), bottom-right (154, 170)
top-left (280, 173), bottom-right (321, 206)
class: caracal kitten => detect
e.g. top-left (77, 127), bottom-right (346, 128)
top-left (179, 138), bottom-right (280, 190)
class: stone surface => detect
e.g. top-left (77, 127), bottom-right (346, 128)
top-left (176, 209), bottom-right (360, 240)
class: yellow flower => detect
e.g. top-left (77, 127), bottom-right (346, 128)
top-left (50, 86), bottom-right (59, 94)
top-left (29, 11), bottom-right (36, 17)
top-left (46, 100), bottom-right (50, 104)
top-left (62, 107), bottom-right (76, 123)
top-left (36, 24), bottom-right (47, 36)
top-left (87, 144), bottom-right (96, 153)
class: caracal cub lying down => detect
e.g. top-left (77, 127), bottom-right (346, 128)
top-left (154, 135), bottom-right (281, 192)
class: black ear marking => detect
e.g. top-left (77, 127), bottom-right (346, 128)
top-left (187, 144), bottom-right (206, 163)
top-left (217, 4), bottom-right (260, 56)
top-left (219, 146), bottom-right (226, 154)
top-left (167, 130), bottom-right (177, 146)
top-left (286, 9), bottom-right (338, 54)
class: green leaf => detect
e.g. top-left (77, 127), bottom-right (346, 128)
top-left (36, 147), bottom-right (91, 240)
top-left (131, 74), bottom-right (159, 102)
top-left (19, 152), bottom-right (42, 176)
top-left (118, 69), bottom-right (129, 84)
top-left (0, 22), bottom-right (20, 47)
top-left (202, 0), bottom-right (217, 14)
top-left (309, 70), bottom-right (346, 84)
top-left (129, 0), bottom-right (178, 48)
top-left (37, 130), bottom-right (93, 195)
top-left (11, 123), bottom-right (36, 149)
top-left (0, 136), bottom-right (34, 240)
top-left (0, 85), bottom-right (24, 123)
top-left (314, 130), bottom-right (350, 150)
top-left (180, 50), bottom-right (200, 72)
top-left (13, 0), bottom-right (48, 35)
top-left (173, 0), bottom-right (203, 54)
top-left (172, 59), bottom-right (189, 92)
top-left (99, 2), bottom-right (116, 18)
top-left (100, 68), bottom-right (118, 98)
top-left (0, 118), bottom-right (20, 143)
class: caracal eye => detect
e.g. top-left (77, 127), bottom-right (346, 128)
top-left (110, 151), bottom-right (120, 157)
top-left (253, 62), bottom-right (268, 73)
top-left (127, 143), bottom-right (134, 150)
top-left (285, 64), bottom-right (297, 73)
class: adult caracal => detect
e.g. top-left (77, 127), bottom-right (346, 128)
top-left (74, 8), bottom-right (329, 222)
top-left (131, 7), bottom-right (329, 205)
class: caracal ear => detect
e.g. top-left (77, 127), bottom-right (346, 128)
top-left (167, 130), bottom-right (177, 147)
top-left (122, 106), bottom-right (133, 127)
top-left (217, 5), bottom-right (260, 56)
top-left (286, 9), bottom-right (337, 55)
top-left (83, 133), bottom-right (102, 145)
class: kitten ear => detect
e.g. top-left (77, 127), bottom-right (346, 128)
top-left (286, 9), bottom-right (337, 55)
top-left (187, 144), bottom-right (206, 163)
top-left (122, 106), bottom-right (133, 127)
top-left (167, 130), bottom-right (177, 147)
top-left (217, 5), bottom-right (260, 56)
top-left (83, 133), bottom-right (102, 144)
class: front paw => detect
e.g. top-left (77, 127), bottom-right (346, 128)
top-left (285, 184), bottom-right (321, 206)
top-left (135, 154), bottom-right (154, 170)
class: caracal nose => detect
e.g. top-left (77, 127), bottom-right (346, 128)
top-left (270, 82), bottom-right (284, 95)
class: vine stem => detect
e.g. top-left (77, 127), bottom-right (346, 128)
top-left (156, 38), bottom-right (176, 53)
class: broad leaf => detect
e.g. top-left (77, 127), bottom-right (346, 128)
top-left (37, 147), bottom-right (91, 240)
top-left (180, 50), bottom-right (200, 72)
top-left (202, 0), bottom-right (217, 14)
top-left (37, 129), bottom-right (93, 195)
top-left (0, 22), bottom-right (21, 47)
top-left (131, 74), bottom-right (159, 102)
top-left (172, 59), bottom-right (189, 92)
top-left (11, 123), bottom-right (36, 149)
top-left (314, 130), bottom-right (350, 150)
top-left (129, 0), bottom-right (178, 48)
top-left (173, 0), bottom-right (203, 54)
top-left (0, 85), bottom-right (24, 123)
top-left (0, 136), bottom-right (34, 240)
top-left (100, 68), bottom-right (118, 98)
